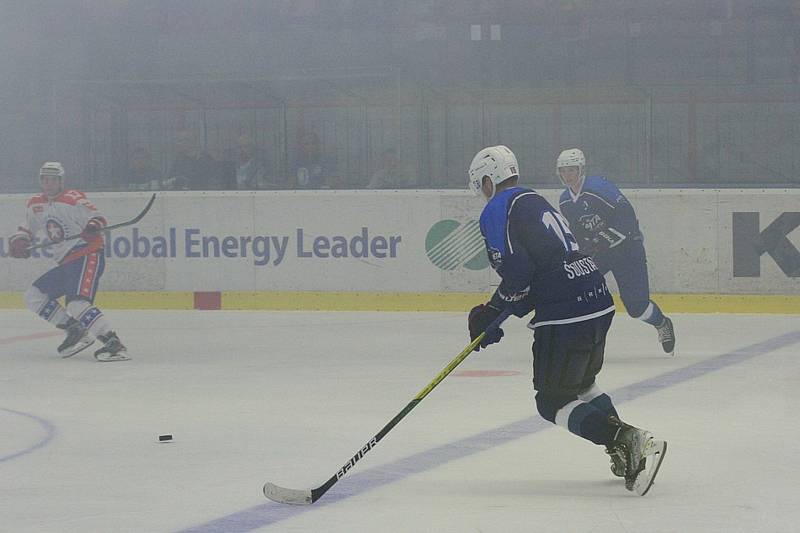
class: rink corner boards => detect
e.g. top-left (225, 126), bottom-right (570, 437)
top-left (0, 291), bottom-right (798, 314)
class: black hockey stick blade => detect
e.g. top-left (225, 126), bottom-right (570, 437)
top-left (102, 192), bottom-right (157, 231)
top-left (28, 193), bottom-right (156, 251)
top-left (262, 324), bottom-right (501, 505)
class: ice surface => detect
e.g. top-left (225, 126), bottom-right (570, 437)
top-left (1, 309), bottom-right (798, 532)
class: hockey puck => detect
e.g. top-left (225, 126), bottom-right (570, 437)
top-left (158, 434), bottom-right (173, 442)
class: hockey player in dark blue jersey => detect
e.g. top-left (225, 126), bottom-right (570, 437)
top-left (556, 148), bottom-right (676, 355)
top-left (466, 145), bottom-right (666, 495)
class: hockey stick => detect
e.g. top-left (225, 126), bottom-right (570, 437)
top-left (263, 312), bottom-right (510, 505)
top-left (27, 193), bottom-right (156, 251)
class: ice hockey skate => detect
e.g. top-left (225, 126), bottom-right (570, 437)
top-left (609, 416), bottom-right (667, 496)
top-left (57, 317), bottom-right (95, 358)
top-left (93, 331), bottom-right (130, 362)
top-left (605, 445), bottom-right (626, 478)
top-left (656, 316), bottom-right (675, 354)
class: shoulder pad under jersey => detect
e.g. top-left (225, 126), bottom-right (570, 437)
top-left (582, 176), bottom-right (624, 203)
top-left (54, 189), bottom-right (89, 206)
top-left (27, 194), bottom-right (48, 208)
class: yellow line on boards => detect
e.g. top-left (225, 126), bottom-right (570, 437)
top-left (95, 292), bottom-right (195, 310)
top-left (0, 292), bottom-right (797, 313)
top-left (0, 292), bottom-right (194, 310)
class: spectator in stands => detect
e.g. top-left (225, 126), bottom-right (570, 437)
top-left (165, 130), bottom-right (215, 190)
top-left (366, 148), bottom-right (411, 189)
top-left (208, 145), bottom-right (235, 191)
top-left (233, 134), bottom-right (267, 190)
top-left (290, 131), bottom-right (339, 189)
top-left (123, 146), bottom-right (159, 190)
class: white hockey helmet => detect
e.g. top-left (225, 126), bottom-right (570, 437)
top-left (39, 162), bottom-right (65, 196)
top-left (39, 162), bottom-right (65, 180)
top-left (468, 145), bottom-right (519, 200)
top-left (556, 148), bottom-right (586, 188)
top-left (556, 148), bottom-right (585, 176)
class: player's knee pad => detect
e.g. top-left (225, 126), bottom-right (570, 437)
top-left (24, 286), bottom-right (51, 315)
top-left (24, 285), bottom-right (46, 314)
top-left (534, 393), bottom-right (573, 424)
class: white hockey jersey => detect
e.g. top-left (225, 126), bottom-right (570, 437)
top-left (17, 189), bottom-right (107, 264)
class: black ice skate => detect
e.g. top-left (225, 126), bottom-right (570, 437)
top-left (608, 416), bottom-right (667, 496)
top-left (656, 316), bottom-right (675, 354)
top-left (93, 331), bottom-right (130, 362)
top-left (605, 445), bottom-right (626, 478)
top-left (57, 317), bottom-right (95, 358)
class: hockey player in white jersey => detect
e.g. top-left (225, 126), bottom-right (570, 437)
top-left (7, 162), bottom-right (130, 362)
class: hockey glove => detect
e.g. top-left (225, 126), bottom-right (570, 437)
top-left (581, 227), bottom-right (626, 257)
top-left (80, 218), bottom-right (106, 241)
top-left (597, 227), bottom-right (627, 249)
top-left (579, 236), bottom-right (601, 257)
top-left (468, 303), bottom-right (505, 352)
top-left (9, 233), bottom-right (31, 259)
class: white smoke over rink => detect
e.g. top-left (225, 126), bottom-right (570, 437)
top-left (1, 1), bottom-right (799, 192)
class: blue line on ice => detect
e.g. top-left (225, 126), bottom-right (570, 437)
top-left (179, 329), bottom-right (800, 533)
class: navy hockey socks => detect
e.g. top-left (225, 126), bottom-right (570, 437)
top-left (537, 390), bottom-right (620, 446)
top-left (557, 401), bottom-right (618, 445)
top-left (636, 300), bottom-right (665, 327)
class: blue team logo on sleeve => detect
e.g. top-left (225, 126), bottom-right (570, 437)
top-left (487, 245), bottom-right (503, 271)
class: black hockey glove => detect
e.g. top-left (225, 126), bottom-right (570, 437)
top-left (9, 233), bottom-right (32, 259)
top-left (80, 218), bottom-right (106, 241)
top-left (468, 303), bottom-right (505, 352)
top-left (582, 227), bottom-right (627, 257)
top-left (596, 227), bottom-right (627, 249)
top-left (579, 236), bottom-right (600, 257)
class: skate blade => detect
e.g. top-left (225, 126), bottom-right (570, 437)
top-left (94, 352), bottom-right (131, 362)
top-left (60, 338), bottom-right (95, 358)
top-left (634, 439), bottom-right (667, 496)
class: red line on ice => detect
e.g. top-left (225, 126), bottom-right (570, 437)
top-left (0, 331), bottom-right (61, 345)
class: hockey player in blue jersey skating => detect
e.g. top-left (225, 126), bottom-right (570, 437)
top-left (466, 145), bottom-right (666, 495)
top-left (556, 148), bottom-right (676, 355)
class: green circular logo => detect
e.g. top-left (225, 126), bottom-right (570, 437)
top-left (425, 219), bottom-right (488, 271)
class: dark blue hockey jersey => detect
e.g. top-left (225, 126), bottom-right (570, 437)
top-left (558, 176), bottom-right (642, 259)
top-left (480, 187), bottom-right (614, 327)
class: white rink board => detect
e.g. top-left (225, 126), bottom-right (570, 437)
top-left (0, 189), bottom-right (797, 294)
